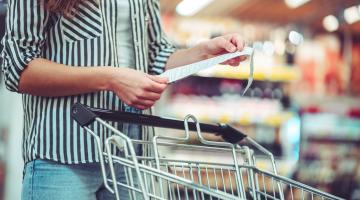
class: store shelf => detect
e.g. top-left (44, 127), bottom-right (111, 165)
top-left (196, 65), bottom-right (300, 82)
top-left (307, 136), bottom-right (360, 145)
top-left (162, 96), bottom-right (294, 127)
top-left (169, 112), bottom-right (295, 127)
top-left (296, 96), bottom-right (360, 115)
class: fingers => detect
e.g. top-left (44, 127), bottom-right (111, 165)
top-left (147, 74), bottom-right (168, 84)
top-left (218, 34), bottom-right (247, 66)
top-left (145, 75), bottom-right (168, 93)
top-left (222, 57), bottom-right (240, 67)
top-left (215, 34), bottom-right (246, 54)
top-left (229, 34), bottom-right (245, 51)
top-left (222, 55), bottom-right (248, 66)
top-left (216, 37), bottom-right (237, 53)
top-left (113, 69), bottom-right (168, 110)
top-left (145, 81), bottom-right (167, 93)
top-left (131, 76), bottom-right (167, 109)
top-left (239, 55), bottom-right (247, 61)
top-left (222, 33), bottom-right (245, 51)
top-left (131, 99), bottom-right (156, 110)
top-left (123, 94), bottom-right (157, 110)
top-left (137, 90), bottom-right (162, 101)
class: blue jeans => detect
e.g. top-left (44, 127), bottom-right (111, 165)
top-left (22, 106), bottom-right (142, 200)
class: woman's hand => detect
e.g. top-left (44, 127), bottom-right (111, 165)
top-left (200, 33), bottom-right (247, 66)
top-left (108, 68), bottom-right (168, 110)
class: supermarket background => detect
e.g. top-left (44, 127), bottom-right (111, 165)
top-left (1, 0), bottom-right (360, 199)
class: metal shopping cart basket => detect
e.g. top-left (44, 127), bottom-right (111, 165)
top-left (71, 103), bottom-right (344, 200)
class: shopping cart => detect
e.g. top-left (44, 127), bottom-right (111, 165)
top-left (71, 103), bottom-right (344, 200)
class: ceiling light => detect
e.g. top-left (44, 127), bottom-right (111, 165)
top-left (344, 6), bottom-right (360, 24)
top-left (322, 15), bottom-right (339, 32)
top-left (284, 0), bottom-right (311, 9)
top-left (176, 0), bottom-right (214, 16)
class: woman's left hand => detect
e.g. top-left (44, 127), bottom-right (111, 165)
top-left (200, 33), bottom-right (247, 66)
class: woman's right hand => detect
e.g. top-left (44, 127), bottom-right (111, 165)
top-left (108, 68), bottom-right (168, 110)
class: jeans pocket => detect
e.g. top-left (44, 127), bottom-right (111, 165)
top-left (22, 161), bottom-right (35, 200)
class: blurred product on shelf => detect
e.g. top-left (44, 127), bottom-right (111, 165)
top-left (351, 42), bottom-right (360, 95)
top-left (294, 110), bottom-right (360, 199)
top-left (295, 35), bottom-right (346, 96)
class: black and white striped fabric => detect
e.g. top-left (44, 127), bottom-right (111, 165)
top-left (0, 0), bottom-right (175, 164)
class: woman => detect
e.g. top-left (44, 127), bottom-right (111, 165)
top-left (1, 0), bottom-right (246, 199)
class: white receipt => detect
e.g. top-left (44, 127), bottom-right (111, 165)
top-left (160, 46), bottom-right (255, 95)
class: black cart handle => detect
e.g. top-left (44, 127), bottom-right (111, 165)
top-left (71, 103), bottom-right (247, 144)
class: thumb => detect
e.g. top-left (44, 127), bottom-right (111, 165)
top-left (147, 74), bottom-right (168, 84)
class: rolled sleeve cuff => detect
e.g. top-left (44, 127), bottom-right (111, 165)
top-left (148, 45), bottom-right (176, 75)
top-left (1, 40), bottom-right (39, 92)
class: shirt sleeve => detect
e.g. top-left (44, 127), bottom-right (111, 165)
top-left (147, 0), bottom-right (176, 75)
top-left (1, 0), bottom-right (50, 92)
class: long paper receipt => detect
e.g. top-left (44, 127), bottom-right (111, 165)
top-left (160, 46), bottom-right (254, 95)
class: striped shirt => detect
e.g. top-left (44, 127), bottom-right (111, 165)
top-left (1, 0), bottom-right (176, 164)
